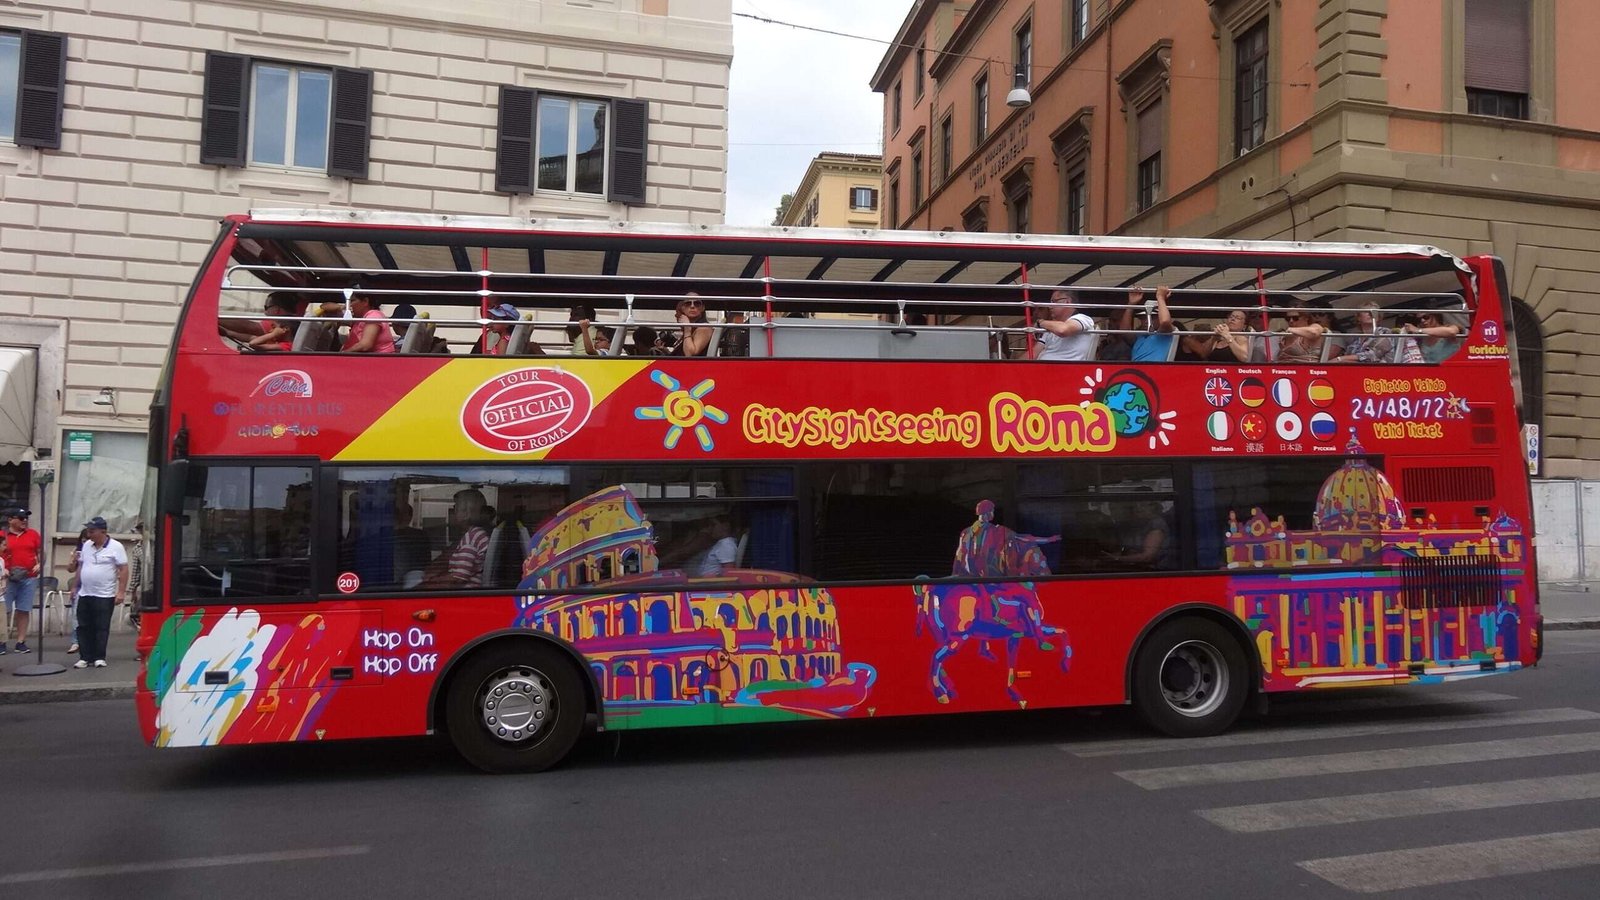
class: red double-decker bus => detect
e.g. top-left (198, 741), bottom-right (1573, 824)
top-left (135, 211), bottom-right (1541, 772)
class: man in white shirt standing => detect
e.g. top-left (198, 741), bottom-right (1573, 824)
top-left (1033, 289), bottom-right (1098, 361)
top-left (66, 516), bottom-right (128, 669)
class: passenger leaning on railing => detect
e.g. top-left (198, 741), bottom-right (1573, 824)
top-left (1117, 286), bottom-right (1177, 362)
top-left (1181, 308), bottom-right (1254, 362)
top-left (1034, 289), bottom-right (1097, 361)
top-left (1402, 309), bottom-right (1466, 363)
top-left (245, 294), bottom-right (297, 352)
top-left (1332, 301), bottom-right (1394, 363)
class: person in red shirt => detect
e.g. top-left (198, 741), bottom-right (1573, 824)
top-left (2, 507), bottom-right (43, 655)
top-left (341, 289), bottom-right (397, 354)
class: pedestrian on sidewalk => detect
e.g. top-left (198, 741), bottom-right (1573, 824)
top-left (2, 507), bottom-right (42, 655)
top-left (65, 527), bottom-right (88, 656)
top-left (66, 516), bottom-right (127, 669)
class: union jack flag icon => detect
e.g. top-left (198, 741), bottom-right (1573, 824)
top-left (1204, 377), bottom-right (1234, 408)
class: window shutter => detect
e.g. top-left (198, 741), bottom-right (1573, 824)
top-left (1137, 101), bottom-right (1163, 162)
top-left (1464, 0), bottom-right (1530, 93)
top-left (201, 52), bottom-right (250, 167)
top-left (495, 85), bottom-right (536, 194)
top-left (608, 97), bottom-right (648, 205)
top-left (869, 188), bottom-right (879, 210)
top-left (327, 67), bottom-right (373, 179)
top-left (15, 30), bottom-right (67, 150)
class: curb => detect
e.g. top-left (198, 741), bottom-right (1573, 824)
top-left (0, 683), bottom-right (136, 705)
top-left (1546, 618), bottom-right (1600, 632)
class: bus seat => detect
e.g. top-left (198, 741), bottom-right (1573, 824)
top-left (399, 311), bottom-right (434, 353)
top-left (1164, 331), bottom-right (1181, 362)
top-left (734, 530), bottom-right (749, 567)
top-left (1319, 335), bottom-right (1349, 362)
top-left (291, 313), bottom-right (337, 352)
top-left (704, 324), bottom-right (726, 357)
top-left (505, 312), bottom-right (535, 355)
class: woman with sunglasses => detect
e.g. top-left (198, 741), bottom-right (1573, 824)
top-left (1401, 310), bottom-right (1466, 363)
top-left (1274, 297), bottom-right (1327, 364)
top-left (669, 293), bottom-right (715, 357)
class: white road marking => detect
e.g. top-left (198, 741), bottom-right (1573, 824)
top-left (1116, 730), bottom-right (1600, 790)
top-left (1067, 706), bottom-right (1593, 757)
top-left (1199, 771), bottom-right (1600, 832)
top-left (0, 846), bottom-right (371, 885)
top-left (1298, 827), bottom-right (1600, 893)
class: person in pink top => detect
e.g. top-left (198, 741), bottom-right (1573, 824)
top-left (342, 289), bottom-right (397, 354)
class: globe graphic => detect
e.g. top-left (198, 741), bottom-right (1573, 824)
top-left (1102, 381), bottom-right (1152, 435)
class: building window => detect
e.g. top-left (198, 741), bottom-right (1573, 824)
top-left (495, 88), bottom-right (646, 203)
top-left (1071, 0), bottom-right (1090, 47)
top-left (203, 52), bottom-right (372, 178)
top-left (939, 114), bottom-right (953, 182)
top-left (1464, 0), bottom-right (1530, 120)
top-left (1, 29), bottom-right (67, 149)
top-left (1234, 20), bottom-right (1268, 155)
top-left (887, 172), bottom-right (900, 226)
top-left (249, 62), bottom-right (332, 170)
top-left (973, 73), bottom-right (989, 147)
top-left (1066, 170), bottom-right (1087, 235)
top-left (850, 186), bottom-right (879, 211)
top-left (915, 42), bottom-right (926, 99)
top-left (962, 202), bottom-right (987, 233)
top-left (892, 80), bottom-right (903, 133)
top-left (1014, 20), bottom-right (1033, 87)
top-left (910, 143), bottom-right (924, 209)
top-left (1136, 101), bottom-right (1162, 212)
top-left (1003, 168), bottom-right (1031, 233)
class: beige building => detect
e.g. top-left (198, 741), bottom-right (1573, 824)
top-left (873, 0), bottom-right (1600, 575)
top-left (777, 151), bottom-right (883, 228)
top-left (0, 0), bottom-right (731, 551)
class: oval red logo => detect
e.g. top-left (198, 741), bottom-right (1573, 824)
top-left (461, 367), bottom-right (593, 454)
top-left (336, 571), bottom-right (361, 594)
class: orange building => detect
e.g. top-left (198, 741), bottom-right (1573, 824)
top-left (871, 0), bottom-right (1600, 480)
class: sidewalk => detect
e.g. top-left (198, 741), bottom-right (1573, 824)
top-left (0, 620), bottom-right (140, 704)
top-left (0, 583), bottom-right (1595, 705)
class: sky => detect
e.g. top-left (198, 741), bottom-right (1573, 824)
top-left (725, 1), bottom-right (910, 226)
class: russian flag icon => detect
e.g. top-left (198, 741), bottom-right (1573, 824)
top-left (1310, 412), bottom-right (1337, 441)
top-left (1271, 378), bottom-right (1296, 408)
top-left (1207, 410), bottom-right (1231, 441)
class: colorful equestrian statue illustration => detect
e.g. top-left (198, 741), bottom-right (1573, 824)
top-left (915, 501), bottom-right (1072, 706)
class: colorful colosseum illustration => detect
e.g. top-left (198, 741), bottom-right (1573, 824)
top-left (513, 486), bottom-right (876, 729)
top-left (1226, 439), bottom-right (1526, 690)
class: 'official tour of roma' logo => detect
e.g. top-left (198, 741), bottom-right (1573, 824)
top-left (460, 368), bottom-right (593, 454)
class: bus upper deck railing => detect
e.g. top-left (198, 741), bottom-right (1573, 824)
top-left (214, 261), bottom-right (1474, 364)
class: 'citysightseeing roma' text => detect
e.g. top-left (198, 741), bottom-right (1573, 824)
top-left (740, 393), bottom-right (1118, 454)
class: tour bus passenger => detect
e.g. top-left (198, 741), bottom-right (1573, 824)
top-left (1393, 313), bottom-right (1427, 363)
top-left (1181, 308), bottom-right (1253, 362)
top-left (669, 294), bottom-right (715, 357)
top-left (419, 489), bottom-right (492, 588)
top-left (472, 303), bottom-right (520, 355)
top-left (1273, 297), bottom-right (1325, 364)
top-left (1402, 309), bottom-right (1466, 363)
top-left (1333, 302), bottom-right (1394, 363)
top-left (1109, 497), bottom-right (1173, 570)
top-left (341, 289), bottom-right (397, 354)
top-left (718, 310), bottom-right (751, 357)
top-left (1116, 286), bottom-right (1177, 362)
top-left (688, 516), bottom-right (739, 577)
top-left (567, 304), bottom-right (606, 356)
top-left (1033, 289), bottom-right (1097, 361)
top-left (1309, 298), bottom-right (1345, 358)
top-left (246, 294), bottom-right (297, 352)
top-left (628, 324), bottom-right (669, 356)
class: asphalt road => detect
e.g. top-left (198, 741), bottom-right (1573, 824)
top-left (3, 631), bottom-right (1599, 899)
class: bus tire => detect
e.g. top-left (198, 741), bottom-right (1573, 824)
top-left (444, 642), bottom-right (586, 774)
top-left (1132, 617), bottom-right (1248, 738)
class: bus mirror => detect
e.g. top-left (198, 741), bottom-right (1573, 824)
top-left (160, 459), bottom-right (190, 516)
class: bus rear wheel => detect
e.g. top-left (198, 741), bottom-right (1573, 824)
top-left (445, 642), bottom-right (586, 774)
top-left (1132, 618), bottom-right (1248, 738)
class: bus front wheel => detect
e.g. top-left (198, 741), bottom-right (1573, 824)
top-left (444, 642), bottom-right (586, 774)
top-left (1132, 618), bottom-right (1248, 738)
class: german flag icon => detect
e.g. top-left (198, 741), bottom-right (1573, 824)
top-left (1239, 377), bottom-right (1267, 407)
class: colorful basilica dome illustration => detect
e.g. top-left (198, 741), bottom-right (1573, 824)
top-left (1312, 434), bottom-right (1406, 532)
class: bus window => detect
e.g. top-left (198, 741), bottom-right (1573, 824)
top-left (175, 465), bottom-right (313, 601)
top-left (1192, 459), bottom-right (1361, 569)
top-left (1016, 461), bottom-right (1178, 574)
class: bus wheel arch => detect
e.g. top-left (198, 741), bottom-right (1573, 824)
top-left (1125, 605), bottom-right (1258, 738)
top-left (431, 632), bottom-right (598, 773)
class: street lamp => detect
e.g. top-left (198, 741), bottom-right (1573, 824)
top-left (1005, 62), bottom-right (1032, 108)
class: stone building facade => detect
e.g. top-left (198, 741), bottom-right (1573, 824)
top-left (871, 0), bottom-right (1600, 505)
top-left (0, 0), bottom-right (732, 550)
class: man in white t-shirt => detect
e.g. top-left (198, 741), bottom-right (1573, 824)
top-left (690, 517), bottom-right (739, 577)
top-left (66, 516), bottom-right (128, 668)
top-left (1033, 289), bottom-right (1097, 361)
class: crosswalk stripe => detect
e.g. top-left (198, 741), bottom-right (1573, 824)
top-left (1298, 827), bottom-right (1600, 893)
top-left (1116, 731), bottom-right (1600, 790)
top-left (1265, 689), bottom-right (1516, 714)
top-left (1067, 706), bottom-right (1594, 758)
top-left (1199, 771), bottom-right (1600, 833)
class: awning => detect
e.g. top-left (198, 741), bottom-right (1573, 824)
top-left (0, 346), bottom-right (38, 465)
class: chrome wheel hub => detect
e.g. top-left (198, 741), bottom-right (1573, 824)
top-left (1159, 641), bottom-right (1228, 718)
top-left (479, 667), bottom-right (553, 744)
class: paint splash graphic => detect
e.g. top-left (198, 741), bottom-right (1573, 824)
top-left (634, 370), bottom-right (728, 451)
